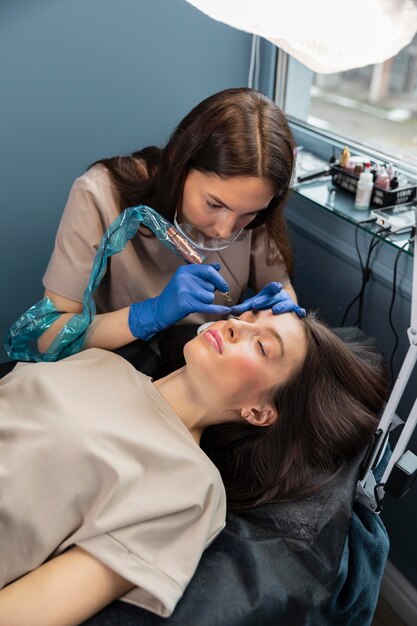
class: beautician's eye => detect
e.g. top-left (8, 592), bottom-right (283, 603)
top-left (207, 201), bottom-right (223, 209)
top-left (257, 340), bottom-right (267, 357)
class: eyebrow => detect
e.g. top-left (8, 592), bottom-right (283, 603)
top-left (209, 194), bottom-right (268, 216)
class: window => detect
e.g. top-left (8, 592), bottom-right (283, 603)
top-left (280, 34), bottom-right (417, 171)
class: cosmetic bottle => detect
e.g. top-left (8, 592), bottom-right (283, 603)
top-left (376, 166), bottom-right (390, 190)
top-left (340, 146), bottom-right (350, 169)
top-left (390, 176), bottom-right (399, 190)
top-left (345, 159), bottom-right (356, 174)
top-left (397, 173), bottom-right (409, 188)
top-left (354, 163), bottom-right (374, 210)
top-left (386, 162), bottom-right (395, 181)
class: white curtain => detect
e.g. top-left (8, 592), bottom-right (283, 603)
top-left (185, 0), bottom-right (417, 73)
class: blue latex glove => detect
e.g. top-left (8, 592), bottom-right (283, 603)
top-left (230, 282), bottom-right (306, 318)
top-left (128, 263), bottom-right (231, 340)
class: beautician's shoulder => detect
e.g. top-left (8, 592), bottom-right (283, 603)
top-left (63, 164), bottom-right (120, 226)
top-left (76, 158), bottom-right (148, 191)
top-left (71, 165), bottom-right (116, 202)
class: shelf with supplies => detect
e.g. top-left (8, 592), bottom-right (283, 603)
top-left (291, 168), bottom-right (415, 259)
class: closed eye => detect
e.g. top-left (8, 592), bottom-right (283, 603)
top-left (257, 340), bottom-right (267, 357)
top-left (207, 200), bottom-right (223, 209)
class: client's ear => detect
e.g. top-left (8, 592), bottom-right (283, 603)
top-left (241, 405), bottom-right (278, 427)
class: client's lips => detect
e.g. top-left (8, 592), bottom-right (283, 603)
top-left (204, 329), bottom-right (223, 354)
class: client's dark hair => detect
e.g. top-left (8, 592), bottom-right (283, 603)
top-left (200, 314), bottom-right (389, 510)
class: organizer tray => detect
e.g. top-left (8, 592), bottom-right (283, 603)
top-left (330, 164), bottom-right (417, 207)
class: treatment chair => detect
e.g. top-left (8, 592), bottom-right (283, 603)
top-left (0, 359), bottom-right (16, 378)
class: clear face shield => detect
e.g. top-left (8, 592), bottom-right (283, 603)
top-left (173, 213), bottom-right (249, 252)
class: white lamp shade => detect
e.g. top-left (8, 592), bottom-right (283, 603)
top-left (185, 0), bottom-right (417, 74)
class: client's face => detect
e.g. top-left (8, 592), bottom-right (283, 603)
top-left (184, 310), bottom-right (307, 410)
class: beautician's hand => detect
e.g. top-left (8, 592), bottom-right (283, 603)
top-left (230, 282), bottom-right (306, 318)
top-left (128, 264), bottom-right (231, 340)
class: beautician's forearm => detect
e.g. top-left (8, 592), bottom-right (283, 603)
top-left (0, 547), bottom-right (133, 626)
top-left (38, 308), bottom-right (136, 352)
top-left (38, 289), bottom-right (136, 352)
top-left (85, 307), bottom-right (137, 350)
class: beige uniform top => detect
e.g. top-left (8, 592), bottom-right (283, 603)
top-left (43, 166), bottom-right (290, 325)
top-left (0, 349), bottom-right (226, 617)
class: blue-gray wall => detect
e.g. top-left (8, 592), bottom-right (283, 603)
top-left (0, 0), bottom-right (255, 356)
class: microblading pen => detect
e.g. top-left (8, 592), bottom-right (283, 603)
top-left (166, 227), bottom-right (233, 303)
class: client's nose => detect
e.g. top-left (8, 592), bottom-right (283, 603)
top-left (225, 318), bottom-right (240, 343)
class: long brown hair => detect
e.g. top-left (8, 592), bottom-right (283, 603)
top-left (200, 314), bottom-right (389, 510)
top-left (90, 88), bottom-right (296, 275)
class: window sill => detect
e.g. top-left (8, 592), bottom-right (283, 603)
top-left (291, 178), bottom-right (414, 258)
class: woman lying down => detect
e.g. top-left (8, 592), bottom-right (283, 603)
top-left (0, 310), bottom-right (387, 625)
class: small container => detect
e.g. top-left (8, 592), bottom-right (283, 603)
top-left (376, 166), bottom-right (390, 190)
top-left (340, 146), bottom-right (351, 168)
top-left (354, 162), bottom-right (374, 210)
top-left (390, 176), bottom-right (399, 190)
top-left (345, 159), bottom-right (356, 174)
top-left (397, 173), bottom-right (409, 187)
top-left (386, 162), bottom-right (396, 181)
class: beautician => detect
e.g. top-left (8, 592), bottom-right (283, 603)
top-left (39, 88), bottom-right (304, 369)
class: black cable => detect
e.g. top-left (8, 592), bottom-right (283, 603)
top-left (374, 482), bottom-right (386, 513)
top-left (354, 222), bottom-right (365, 274)
top-left (354, 217), bottom-right (378, 275)
top-left (388, 233), bottom-right (414, 381)
top-left (341, 223), bottom-right (389, 327)
top-left (355, 226), bottom-right (392, 328)
top-left (341, 220), bottom-right (377, 326)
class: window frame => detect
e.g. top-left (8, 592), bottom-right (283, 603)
top-left (274, 49), bottom-right (417, 178)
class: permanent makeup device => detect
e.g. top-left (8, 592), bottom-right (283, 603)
top-left (166, 226), bottom-right (205, 264)
top-left (166, 226), bottom-right (233, 303)
top-left (371, 203), bottom-right (416, 231)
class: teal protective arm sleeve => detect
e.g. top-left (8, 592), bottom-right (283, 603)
top-left (5, 206), bottom-right (213, 361)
